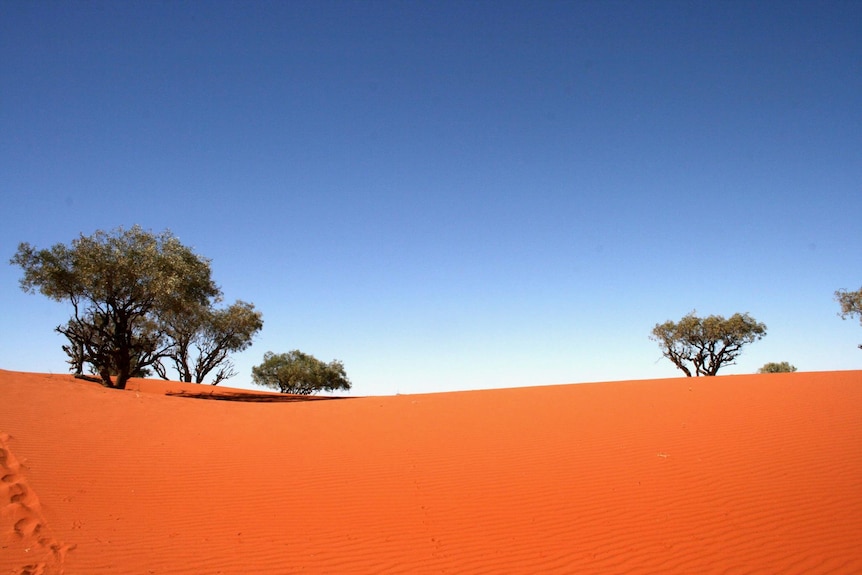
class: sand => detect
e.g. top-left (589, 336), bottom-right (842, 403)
top-left (1, 369), bottom-right (860, 574)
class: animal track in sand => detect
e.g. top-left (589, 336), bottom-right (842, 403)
top-left (0, 433), bottom-right (75, 575)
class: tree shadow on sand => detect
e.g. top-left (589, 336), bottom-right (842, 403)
top-left (165, 390), bottom-right (348, 402)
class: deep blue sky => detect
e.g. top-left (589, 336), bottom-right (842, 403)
top-left (2, 1), bottom-right (860, 394)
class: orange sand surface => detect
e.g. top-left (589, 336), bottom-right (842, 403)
top-left (1, 369), bottom-right (861, 574)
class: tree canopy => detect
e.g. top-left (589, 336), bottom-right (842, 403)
top-left (252, 350), bottom-right (351, 395)
top-left (650, 311), bottom-right (767, 377)
top-left (11, 226), bottom-right (261, 389)
top-left (835, 286), bottom-right (862, 349)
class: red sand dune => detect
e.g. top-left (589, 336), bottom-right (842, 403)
top-left (1, 369), bottom-right (860, 575)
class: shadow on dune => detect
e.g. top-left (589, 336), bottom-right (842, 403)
top-left (165, 390), bottom-right (348, 402)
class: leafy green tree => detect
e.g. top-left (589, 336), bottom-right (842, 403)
top-left (155, 300), bottom-right (263, 385)
top-left (252, 350), bottom-right (351, 395)
top-left (835, 286), bottom-right (862, 349)
top-left (651, 311), bottom-right (767, 377)
top-left (758, 361), bottom-right (797, 373)
top-left (11, 226), bottom-right (221, 389)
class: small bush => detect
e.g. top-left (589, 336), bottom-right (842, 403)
top-left (757, 362), bottom-right (797, 373)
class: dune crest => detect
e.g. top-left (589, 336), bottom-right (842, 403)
top-left (1, 369), bottom-right (860, 574)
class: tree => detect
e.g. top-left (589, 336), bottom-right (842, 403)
top-left (758, 361), bottom-right (797, 373)
top-left (650, 311), bottom-right (767, 377)
top-left (155, 300), bottom-right (263, 385)
top-left (58, 313), bottom-right (157, 379)
top-left (11, 226), bottom-right (221, 389)
top-left (252, 350), bottom-right (351, 395)
top-left (835, 286), bottom-right (862, 349)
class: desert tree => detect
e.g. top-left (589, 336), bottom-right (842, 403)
top-left (650, 311), bottom-right (767, 377)
top-left (155, 300), bottom-right (263, 385)
top-left (11, 226), bottom-right (221, 389)
top-left (252, 350), bottom-right (351, 395)
top-left (835, 286), bottom-right (862, 349)
top-left (758, 361), bottom-right (797, 373)
top-left (59, 312), bottom-right (159, 379)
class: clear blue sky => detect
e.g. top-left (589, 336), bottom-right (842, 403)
top-left (2, 1), bottom-right (860, 394)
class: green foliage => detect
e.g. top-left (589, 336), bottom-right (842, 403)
top-left (650, 311), bottom-right (767, 377)
top-left (758, 361), bottom-right (797, 373)
top-left (9, 226), bottom-right (259, 389)
top-left (157, 300), bottom-right (263, 385)
top-left (252, 350), bottom-right (351, 395)
top-left (835, 286), bottom-right (862, 349)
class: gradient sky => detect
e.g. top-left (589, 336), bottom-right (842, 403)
top-left (2, 1), bottom-right (860, 395)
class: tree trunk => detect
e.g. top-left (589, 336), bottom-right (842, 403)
top-left (113, 337), bottom-right (132, 390)
top-left (114, 371), bottom-right (130, 390)
top-left (99, 366), bottom-right (114, 388)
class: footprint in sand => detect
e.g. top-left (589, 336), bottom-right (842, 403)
top-left (13, 516), bottom-right (43, 538)
top-left (0, 433), bottom-right (75, 574)
top-left (8, 481), bottom-right (35, 505)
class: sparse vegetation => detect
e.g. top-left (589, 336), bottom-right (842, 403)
top-left (651, 311), bottom-right (767, 377)
top-left (11, 226), bottom-right (261, 389)
top-left (758, 362), bottom-right (797, 373)
top-left (252, 350), bottom-right (351, 395)
top-left (835, 286), bottom-right (862, 349)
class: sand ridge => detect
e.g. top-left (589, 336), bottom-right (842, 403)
top-left (1, 369), bottom-right (860, 574)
